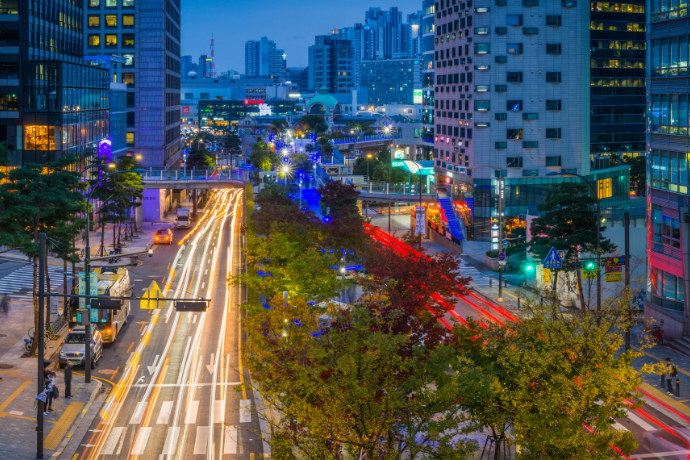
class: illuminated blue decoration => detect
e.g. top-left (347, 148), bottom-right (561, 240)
top-left (322, 216), bottom-right (332, 223)
top-left (312, 155), bottom-right (319, 161)
top-left (99, 138), bottom-right (112, 162)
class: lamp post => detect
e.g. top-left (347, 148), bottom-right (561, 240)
top-left (83, 168), bottom-right (145, 383)
top-left (546, 171), bottom-right (601, 310)
top-left (366, 153), bottom-right (373, 185)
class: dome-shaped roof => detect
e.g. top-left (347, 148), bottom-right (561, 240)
top-left (187, 70), bottom-right (197, 78)
top-left (286, 111), bottom-right (293, 116)
top-left (307, 87), bottom-right (341, 115)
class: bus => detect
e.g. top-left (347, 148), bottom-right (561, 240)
top-left (68, 267), bottom-right (132, 344)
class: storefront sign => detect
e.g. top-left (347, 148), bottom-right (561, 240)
top-left (183, 106), bottom-right (189, 115)
top-left (391, 160), bottom-right (405, 168)
top-left (605, 265), bottom-right (622, 283)
top-left (394, 149), bottom-right (405, 160)
top-left (415, 207), bottom-right (425, 234)
top-left (413, 89), bottom-right (423, 104)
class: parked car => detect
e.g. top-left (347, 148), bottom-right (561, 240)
top-left (154, 228), bottom-right (173, 244)
top-left (58, 326), bottom-right (103, 369)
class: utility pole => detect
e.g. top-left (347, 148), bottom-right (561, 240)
top-left (625, 211), bottom-right (631, 352)
top-left (497, 171), bottom-right (504, 302)
top-left (37, 233), bottom-right (46, 459)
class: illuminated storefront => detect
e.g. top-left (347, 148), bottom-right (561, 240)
top-left (197, 100), bottom-right (298, 132)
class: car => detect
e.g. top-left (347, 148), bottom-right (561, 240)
top-left (154, 228), bottom-right (173, 244)
top-left (58, 326), bottom-right (103, 369)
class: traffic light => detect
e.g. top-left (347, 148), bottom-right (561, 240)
top-left (585, 261), bottom-right (596, 270)
top-left (525, 264), bottom-right (534, 272)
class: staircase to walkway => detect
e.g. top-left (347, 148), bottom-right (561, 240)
top-left (437, 198), bottom-right (464, 240)
top-left (670, 336), bottom-right (690, 357)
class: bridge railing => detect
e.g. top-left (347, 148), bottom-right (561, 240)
top-left (139, 167), bottom-right (248, 182)
top-left (329, 133), bottom-right (401, 145)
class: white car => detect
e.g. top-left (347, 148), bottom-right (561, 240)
top-left (58, 326), bottom-right (103, 369)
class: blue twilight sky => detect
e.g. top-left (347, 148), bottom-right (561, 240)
top-left (181, 0), bottom-right (423, 73)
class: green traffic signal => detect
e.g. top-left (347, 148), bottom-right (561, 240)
top-left (525, 265), bottom-right (533, 272)
top-left (585, 261), bottom-right (596, 270)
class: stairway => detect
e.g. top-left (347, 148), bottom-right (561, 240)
top-left (437, 198), bottom-right (464, 240)
top-left (669, 336), bottom-right (690, 357)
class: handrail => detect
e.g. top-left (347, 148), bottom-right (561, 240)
top-left (329, 133), bottom-right (402, 145)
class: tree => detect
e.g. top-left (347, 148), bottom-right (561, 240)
top-left (318, 181), bottom-right (359, 218)
top-left (317, 134), bottom-right (334, 155)
top-left (249, 137), bottom-right (279, 172)
top-left (454, 294), bottom-right (641, 460)
top-left (528, 182), bottom-right (616, 309)
top-left (269, 119), bottom-right (288, 136)
top-left (296, 115), bottom-right (328, 135)
top-left (611, 153), bottom-right (645, 196)
top-left (223, 132), bottom-right (241, 167)
top-left (0, 158), bottom-right (87, 356)
top-left (245, 296), bottom-right (478, 460)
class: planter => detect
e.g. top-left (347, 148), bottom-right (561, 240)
top-left (483, 255), bottom-right (499, 272)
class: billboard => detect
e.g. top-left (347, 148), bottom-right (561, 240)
top-left (413, 89), bottom-right (423, 104)
top-left (183, 106), bottom-right (189, 115)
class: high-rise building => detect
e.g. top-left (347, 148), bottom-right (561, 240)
top-left (645, 1), bottom-right (690, 334)
top-left (590, 2), bottom-right (646, 165)
top-left (308, 36), bottom-right (354, 93)
top-left (420, 0), bottom-right (435, 160)
top-left (402, 12), bottom-right (422, 58)
top-left (245, 37), bottom-right (284, 79)
top-left (181, 55), bottom-right (193, 78)
top-left (360, 58), bottom-right (421, 105)
top-left (0, 0), bottom-right (110, 168)
top-left (84, 0), bottom-right (182, 168)
top-left (433, 0), bottom-right (630, 241)
top-left (285, 67), bottom-right (309, 91)
top-left (198, 55), bottom-right (209, 79)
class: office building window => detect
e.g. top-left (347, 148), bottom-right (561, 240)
top-left (88, 35), bottom-right (100, 47)
top-left (507, 128), bottom-right (523, 139)
top-left (650, 149), bottom-right (689, 187)
top-left (545, 155), bottom-right (561, 166)
top-left (105, 15), bottom-right (117, 27)
top-left (89, 0), bottom-right (100, 7)
top-left (126, 92), bottom-right (135, 107)
top-left (546, 128), bottom-right (561, 138)
top-left (507, 43), bottom-right (523, 54)
top-left (0, 91), bottom-right (18, 111)
top-left (184, 93), bottom-right (193, 99)
top-left (496, 142), bottom-right (507, 149)
top-left (126, 132), bottom-right (134, 146)
top-left (546, 72), bottom-right (562, 82)
top-left (546, 44), bottom-right (561, 54)
top-left (106, 0), bottom-right (117, 7)
top-left (507, 72), bottom-right (523, 82)
top-left (507, 100), bottom-right (522, 111)
top-left (475, 43), bottom-right (490, 54)
top-left (546, 100), bottom-right (561, 110)
top-left (123, 15), bottom-right (135, 27)
top-left (650, 267), bottom-right (684, 310)
top-left (88, 15), bottom-right (100, 27)
top-left (523, 27), bottom-right (539, 35)
top-left (122, 34), bottom-right (135, 47)
top-left (105, 34), bottom-right (117, 47)
top-left (123, 0), bottom-right (134, 6)
top-left (123, 53), bottom-right (134, 66)
top-left (474, 100), bottom-right (490, 111)
top-left (522, 113), bottom-right (538, 120)
top-left (523, 141), bottom-right (539, 148)
top-left (122, 73), bottom-right (135, 86)
top-left (507, 15), bottom-right (523, 25)
top-left (546, 15), bottom-right (562, 25)
top-left (507, 157), bottom-right (523, 167)
top-left (127, 112), bottom-right (135, 127)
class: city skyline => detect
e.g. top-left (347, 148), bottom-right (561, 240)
top-left (180, 0), bottom-right (422, 71)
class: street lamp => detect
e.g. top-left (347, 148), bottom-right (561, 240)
top-left (83, 168), bottom-right (145, 383)
top-left (546, 171), bottom-right (601, 310)
top-left (366, 153), bottom-right (373, 183)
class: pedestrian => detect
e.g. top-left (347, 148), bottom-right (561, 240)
top-left (665, 357), bottom-right (678, 396)
top-left (1, 294), bottom-right (9, 318)
top-left (64, 363), bottom-right (72, 399)
top-left (44, 371), bottom-right (55, 413)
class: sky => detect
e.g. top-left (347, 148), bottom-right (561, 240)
top-left (181, 0), bottom-right (423, 73)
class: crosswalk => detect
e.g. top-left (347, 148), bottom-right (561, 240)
top-left (0, 264), bottom-right (66, 301)
top-left (457, 261), bottom-right (491, 287)
top-left (101, 398), bottom-right (252, 457)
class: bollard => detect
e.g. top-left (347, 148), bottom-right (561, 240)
top-left (662, 373), bottom-right (666, 388)
top-left (517, 297), bottom-right (520, 310)
top-left (489, 278), bottom-right (492, 288)
top-left (504, 278), bottom-right (507, 288)
top-left (677, 378), bottom-right (681, 397)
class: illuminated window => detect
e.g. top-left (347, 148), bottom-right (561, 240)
top-left (126, 132), bottom-right (135, 146)
top-left (105, 34), bottom-right (117, 47)
top-left (122, 0), bottom-right (134, 6)
top-left (123, 34), bottom-right (134, 47)
top-left (88, 15), bottom-right (100, 27)
top-left (122, 73), bottom-right (134, 86)
top-left (88, 0), bottom-right (100, 7)
top-left (25, 126), bottom-right (56, 151)
top-left (106, 0), bottom-right (117, 7)
top-left (105, 14), bottom-right (117, 27)
top-left (123, 53), bottom-right (134, 66)
top-left (597, 177), bottom-right (612, 199)
top-left (88, 34), bottom-right (100, 47)
top-left (0, 91), bottom-right (18, 111)
top-left (122, 15), bottom-right (135, 27)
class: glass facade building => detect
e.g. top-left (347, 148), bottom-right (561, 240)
top-left (589, 1), bottom-right (646, 166)
top-left (645, 0), bottom-right (690, 338)
top-left (420, 0), bottom-right (435, 160)
top-left (359, 58), bottom-right (422, 105)
top-left (198, 100), bottom-right (298, 130)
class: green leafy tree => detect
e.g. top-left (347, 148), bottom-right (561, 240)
top-left (296, 115), bottom-right (328, 135)
top-left (269, 119), bottom-right (288, 135)
top-left (245, 296), bottom-right (478, 460)
top-left (318, 180), bottom-right (359, 218)
top-left (249, 137), bottom-right (279, 172)
top-left (223, 132), bottom-right (241, 167)
top-left (0, 157), bottom-right (87, 355)
top-left (528, 182), bottom-right (616, 309)
top-left (454, 294), bottom-right (641, 459)
top-left (317, 134), bottom-right (334, 155)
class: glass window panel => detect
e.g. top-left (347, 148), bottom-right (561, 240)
top-left (672, 94), bottom-right (679, 125)
top-left (662, 94), bottom-right (670, 124)
top-left (671, 36), bottom-right (679, 67)
top-left (661, 37), bottom-right (669, 67)
top-left (105, 0), bottom-right (117, 6)
top-left (672, 151), bottom-right (679, 183)
top-left (105, 34), bottom-right (117, 47)
top-left (680, 94), bottom-right (688, 126)
top-left (652, 94), bottom-right (661, 125)
top-left (88, 34), bottom-right (100, 47)
top-left (105, 15), bottom-right (117, 27)
top-left (662, 150), bottom-right (670, 181)
top-left (653, 39), bottom-right (661, 69)
top-left (662, 272), bottom-right (676, 300)
top-left (681, 36), bottom-right (688, 67)
top-left (89, 0), bottom-right (100, 6)
top-left (122, 15), bottom-right (135, 27)
top-left (88, 15), bottom-right (100, 27)
top-left (122, 0), bottom-right (134, 6)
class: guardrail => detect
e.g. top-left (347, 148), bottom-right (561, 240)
top-left (329, 134), bottom-right (401, 145)
top-left (139, 168), bottom-right (248, 182)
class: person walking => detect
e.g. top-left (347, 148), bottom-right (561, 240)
top-left (665, 357), bottom-right (678, 396)
top-left (1, 294), bottom-right (9, 318)
top-left (64, 363), bottom-right (73, 399)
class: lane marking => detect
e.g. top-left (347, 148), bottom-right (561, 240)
top-left (185, 400), bottom-right (199, 424)
top-left (193, 315), bottom-right (197, 324)
top-left (193, 426), bottom-right (209, 454)
top-left (240, 400), bottom-right (251, 423)
top-left (223, 426), bottom-right (237, 454)
top-left (624, 410), bottom-right (656, 432)
top-left (131, 426), bottom-right (152, 455)
top-left (214, 399), bottom-right (225, 424)
top-left (129, 401), bottom-right (147, 424)
top-left (101, 426), bottom-right (125, 455)
top-left (131, 381), bottom-right (241, 388)
top-left (162, 426), bottom-right (180, 455)
top-left (205, 270), bottom-right (208, 275)
top-left (156, 401), bottom-right (173, 425)
top-left (201, 282), bottom-right (205, 289)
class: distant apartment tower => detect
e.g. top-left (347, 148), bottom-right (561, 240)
top-left (181, 55), bottom-right (192, 78)
top-left (85, 0), bottom-right (182, 168)
top-left (198, 55), bottom-right (208, 79)
top-left (285, 67), bottom-right (309, 91)
top-left (308, 36), bottom-right (354, 93)
top-left (360, 58), bottom-right (421, 105)
top-left (420, 0), bottom-right (435, 160)
top-left (245, 37), bottom-right (285, 79)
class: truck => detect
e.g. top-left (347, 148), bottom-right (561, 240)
top-left (68, 267), bottom-right (132, 344)
top-left (177, 208), bottom-right (191, 228)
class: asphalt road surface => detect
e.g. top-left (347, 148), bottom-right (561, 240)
top-left (72, 188), bottom-right (261, 460)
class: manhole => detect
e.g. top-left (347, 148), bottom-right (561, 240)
top-left (0, 364), bottom-right (14, 369)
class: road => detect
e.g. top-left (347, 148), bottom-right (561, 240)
top-left (71, 188), bottom-right (262, 460)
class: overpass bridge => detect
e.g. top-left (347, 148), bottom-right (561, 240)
top-left (139, 168), bottom-right (248, 189)
top-left (329, 133), bottom-right (402, 152)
